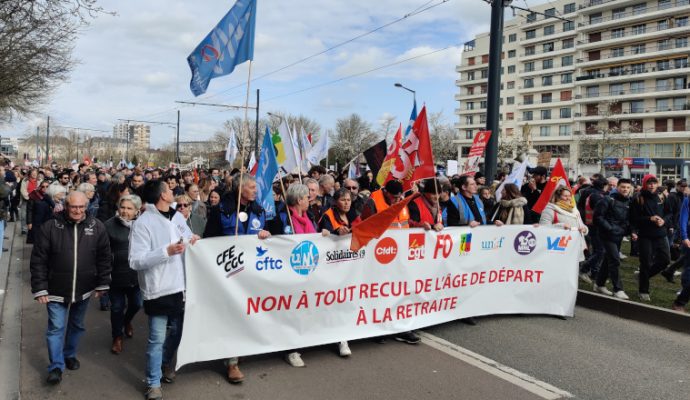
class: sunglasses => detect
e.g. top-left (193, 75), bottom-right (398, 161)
top-left (177, 203), bottom-right (190, 208)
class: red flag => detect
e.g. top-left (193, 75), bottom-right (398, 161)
top-left (388, 106), bottom-right (435, 190)
top-left (307, 133), bottom-right (313, 144)
top-left (349, 193), bottom-right (420, 251)
top-left (532, 158), bottom-right (570, 214)
top-left (377, 124), bottom-right (403, 186)
top-left (460, 130), bottom-right (492, 176)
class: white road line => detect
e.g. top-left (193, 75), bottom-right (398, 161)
top-left (420, 332), bottom-right (573, 400)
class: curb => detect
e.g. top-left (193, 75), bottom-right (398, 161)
top-left (0, 222), bottom-right (22, 400)
top-left (576, 289), bottom-right (690, 334)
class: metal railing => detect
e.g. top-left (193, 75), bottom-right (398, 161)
top-left (582, 0), bottom-right (690, 26)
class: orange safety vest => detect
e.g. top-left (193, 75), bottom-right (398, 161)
top-left (323, 208), bottom-right (345, 231)
top-left (370, 189), bottom-right (409, 229)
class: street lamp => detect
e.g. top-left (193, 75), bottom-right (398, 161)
top-left (394, 82), bottom-right (416, 104)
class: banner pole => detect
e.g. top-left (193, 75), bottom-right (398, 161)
top-left (277, 170), bottom-right (295, 234)
top-left (235, 60), bottom-right (254, 236)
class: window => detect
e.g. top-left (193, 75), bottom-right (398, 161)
top-left (631, 63), bottom-right (645, 74)
top-left (655, 144), bottom-right (674, 157)
top-left (673, 97), bottom-right (686, 111)
top-left (541, 110), bottom-right (551, 120)
top-left (560, 90), bottom-right (572, 101)
top-left (610, 83), bottom-right (624, 95)
top-left (507, 96), bottom-right (515, 105)
top-left (465, 131), bottom-right (473, 140)
top-left (524, 78), bottom-right (534, 88)
top-left (586, 104), bottom-right (599, 116)
top-left (631, 24), bottom-right (646, 35)
top-left (563, 3), bottom-right (576, 14)
top-left (630, 100), bottom-right (644, 113)
top-left (563, 21), bottom-right (575, 31)
top-left (676, 38), bottom-right (688, 48)
top-left (677, 17), bottom-right (689, 27)
top-left (673, 76), bottom-right (687, 89)
top-left (612, 8), bottom-right (626, 20)
top-left (507, 81), bottom-right (515, 89)
top-left (481, 69), bottom-right (489, 78)
top-left (480, 114), bottom-right (487, 123)
top-left (632, 44), bottom-right (646, 55)
top-left (467, 57), bottom-right (475, 66)
top-left (672, 58), bottom-right (686, 68)
top-left (586, 86), bottom-right (600, 97)
top-left (542, 93), bottom-right (552, 103)
top-left (586, 122), bottom-right (599, 134)
top-left (461, 146), bottom-right (471, 156)
top-left (544, 25), bottom-right (555, 36)
top-left (542, 76), bottom-right (553, 86)
top-left (611, 28), bottom-right (625, 38)
top-left (508, 65), bottom-right (516, 73)
top-left (612, 47), bottom-right (625, 57)
top-left (480, 84), bottom-right (488, 93)
top-left (540, 126), bottom-right (551, 137)
top-left (560, 108), bottom-right (571, 118)
top-left (658, 20), bottom-right (669, 30)
top-left (561, 73), bottom-right (572, 84)
top-left (590, 13), bottom-right (603, 25)
top-left (559, 125), bottom-right (572, 136)
top-left (525, 46), bottom-right (536, 56)
top-left (658, 39), bottom-right (671, 51)
top-left (561, 55), bottom-right (573, 66)
top-left (658, 0), bottom-right (672, 10)
top-left (542, 59), bottom-right (553, 70)
top-left (506, 128), bottom-right (514, 136)
top-left (466, 102), bottom-right (474, 110)
top-left (508, 49), bottom-right (516, 58)
top-left (589, 32), bottom-right (602, 43)
top-left (467, 87), bottom-right (474, 95)
top-left (562, 38), bottom-right (574, 49)
top-left (482, 54), bottom-right (489, 63)
top-left (480, 100), bottom-right (488, 108)
top-left (632, 3), bottom-right (647, 15)
top-left (508, 33), bottom-right (517, 42)
top-left (526, 12), bottom-right (537, 23)
top-left (465, 116), bottom-right (474, 124)
top-left (655, 119), bottom-right (668, 133)
top-left (588, 50), bottom-right (601, 61)
top-left (524, 94), bottom-right (534, 105)
top-left (526, 29), bottom-right (536, 40)
top-left (610, 66), bottom-right (624, 76)
top-left (523, 111), bottom-right (533, 121)
top-left (656, 78), bottom-right (671, 91)
top-left (507, 112), bottom-right (514, 120)
top-left (543, 42), bottom-right (554, 53)
top-left (545, 8), bottom-right (556, 17)
top-left (467, 71), bottom-right (475, 80)
top-left (673, 117), bottom-right (686, 132)
top-left (525, 61), bottom-right (535, 72)
top-left (629, 119), bottom-right (644, 133)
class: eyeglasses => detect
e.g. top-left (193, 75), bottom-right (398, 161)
top-left (68, 205), bottom-right (86, 210)
top-left (177, 203), bottom-right (190, 208)
top-left (345, 186), bottom-right (358, 190)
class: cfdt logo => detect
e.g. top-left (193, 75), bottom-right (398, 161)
top-left (481, 236), bottom-right (505, 250)
top-left (290, 241), bottom-right (319, 276)
top-left (408, 233), bottom-right (426, 260)
top-left (255, 246), bottom-right (283, 271)
top-left (547, 235), bottom-right (572, 252)
top-left (514, 231), bottom-right (537, 255)
top-left (217, 245), bottom-right (245, 278)
top-left (434, 234), bottom-right (453, 259)
top-left (375, 237), bottom-right (398, 264)
top-left (458, 233), bottom-right (472, 255)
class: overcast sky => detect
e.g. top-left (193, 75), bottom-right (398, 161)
top-left (2, 0), bottom-right (544, 147)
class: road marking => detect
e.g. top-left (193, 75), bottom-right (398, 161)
top-left (420, 332), bottom-right (573, 400)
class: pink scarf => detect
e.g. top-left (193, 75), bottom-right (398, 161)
top-left (289, 207), bottom-right (316, 234)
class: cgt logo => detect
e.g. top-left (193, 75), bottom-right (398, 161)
top-left (458, 233), bottom-right (472, 255)
top-left (408, 233), bottom-right (426, 260)
top-left (217, 245), bottom-right (245, 278)
top-left (547, 235), bottom-right (572, 252)
top-left (434, 234), bottom-right (453, 259)
top-left (255, 246), bottom-right (283, 271)
top-left (375, 237), bottom-right (398, 264)
top-left (290, 241), bottom-right (319, 276)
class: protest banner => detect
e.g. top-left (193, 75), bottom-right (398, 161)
top-left (461, 130), bottom-right (491, 176)
top-left (177, 225), bottom-right (580, 369)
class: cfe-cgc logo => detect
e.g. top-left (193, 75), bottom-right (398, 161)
top-left (408, 233), bottom-right (426, 260)
top-left (433, 234), bottom-right (453, 259)
top-left (375, 237), bottom-right (398, 264)
top-left (255, 246), bottom-right (283, 271)
top-left (547, 235), bottom-right (572, 252)
top-left (458, 233), bottom-right (472, 255)
top-left (514, 231), bottom-right (537, 255)
top-left (217, 245), bottom-right (245, 278)
top-left (290, 241), bottom-right (319, 276)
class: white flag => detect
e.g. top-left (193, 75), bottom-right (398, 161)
top-left (225, 129), bottom-right (239, 165)
top-left (275, 120), bottom-right (299, 174)
top-left (307, 132), bottom-right (328, 165)
top-left (495, 159), bottom-right (531, 202)
top-left (348, 161), bottom-right (360, 179)
top-left (300, 127), bottom-right (312, 171)
top-left (247, 151), bottom-right (257, 172)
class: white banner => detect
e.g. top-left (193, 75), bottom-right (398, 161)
top-left (177, 225), bottom-right (580, 369)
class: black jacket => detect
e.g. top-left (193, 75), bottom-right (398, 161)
top-left (629, 190), bottom-right (672, 239)
top-left (30, 212), bottom-right (112, 303)
top-left (593, 192), bottom-right (631, 242)
top-left (104, 216), bottom-right (138, 289)
top-left (577, 186), bottom-right (606, 227)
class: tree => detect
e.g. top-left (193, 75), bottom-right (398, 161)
top-left (576, 101), bottom-right (634, 175)
top-left (0, 1), bottom-right (110, 121)
top-left (330, 114), bottom-right (379, 169)
top-left (376, 114), bottom-right (398, 141)
top-left (427, 111), bottom-right (457, 164)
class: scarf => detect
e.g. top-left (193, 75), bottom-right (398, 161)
top-left (556, 199), bottom-right (575, 212)
top-left (496, 197), bottom-right (527, 225)
top-left (290, 207), bottom-right (316, 234)
top-left (116, 215), bottom-right (133, 228)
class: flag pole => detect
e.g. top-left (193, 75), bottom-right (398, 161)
top-left (235, 60), bottom-right (254, 236)
top-left (276, 170), bottom-right (295, 234)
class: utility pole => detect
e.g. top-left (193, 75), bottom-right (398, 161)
top-left (45, 116), bottom-right (50, 166)
top-left (255, 89), bottom-right (260, 160)
top-left (176, 110), bottom-right (181, 164)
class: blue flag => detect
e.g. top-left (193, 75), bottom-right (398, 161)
top-left (187, 0), bottom-right (257, 96)
top-left (403, 100), bottom-right (417, 139)
top-left (256, 127), bottom-right (279, 219)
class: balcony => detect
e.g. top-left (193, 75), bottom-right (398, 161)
top-left (578, 21), bottom-right (690, 49)
top-left (578, 41), bottom-right (690, 67)
top-left (522, 27), bottom-right (578, 45)
top-left (579, 1), bottom-right (690, 31)
top-left (574, 84), bottom-right (690, 102)
top-left (518, 99), bottom-right (575, 109)
top-left (574, 60), bottom-right (690, 83)
top-left (575, 104), bottom-right (690, 120)
top-left (521, 45), bottom-right (576, 60)
top-left (519, 65), bottom-right (575, 77)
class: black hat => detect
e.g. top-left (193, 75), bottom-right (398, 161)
top-left (384, 180), bottom-right (403, 195)
top-left (530, 166), bottom-right (548, 176)
top-left (421, 178), bottom-right (438, 194)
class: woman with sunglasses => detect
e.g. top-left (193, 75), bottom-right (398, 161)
top-left (175, 194), bottom-right (206, 237)
top-left (25, 181), bottom-right (52, 244)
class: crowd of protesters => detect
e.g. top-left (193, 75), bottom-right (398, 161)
top-left (0, 157), bottom-right (681, 400)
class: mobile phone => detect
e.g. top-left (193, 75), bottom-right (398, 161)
top-left (178, 237), bottom-right (184, 244)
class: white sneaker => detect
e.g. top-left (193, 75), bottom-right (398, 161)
top-left (285, 352), bottom-right (305, 367)
top-left (619, 252), bottom-right (628, 260)
top-left (613, 290), bottom-right (629, 300)
top-left (579, 273), bottom-right (593, 284)
top-left (593, 284), bottom-right (613, 296)
top-left (639, 293), bottom-right (651, 302)
top-left (622, 237), bottom-right (630, 242)
top-left (338, 341), bottom-right (351, 357)
top-left (674, 271), bottom-right (681, 277)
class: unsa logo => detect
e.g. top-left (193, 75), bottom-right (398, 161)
top-left (374, 237), bottom-right (398, 264)
top-left (290, 240), bottom-right (319, 276)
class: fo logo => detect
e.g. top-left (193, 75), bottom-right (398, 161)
top-left (408, 233), bottom-right (425, 260)
top-left (290, 241), bottom-right (319, 276)
top-left (547, 235), bottom-right (571, 252)
top-left (514, 231), bottom-right (537, 255)
top-left (375, 237), bottom-right (398, 264)
top-left (458, 233), bottom-right (472, 255)
top-left (434, 234), bottom-right (453, 259)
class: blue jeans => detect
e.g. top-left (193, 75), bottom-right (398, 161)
top-left (46, 299), bottom-right (91, 371)
top-left (110, 286), bottom-right (142, 338)
top-left (0, 219), bottom-right (4, 261)
top-left (146, 313), bottom-right (183, 387)
top-left (674, 247), bottom-right (690, 307)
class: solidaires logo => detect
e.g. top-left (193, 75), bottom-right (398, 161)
top-left (290, 241), bottom-right (319, 276)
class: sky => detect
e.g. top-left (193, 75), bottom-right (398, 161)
top-left (1, 0), bottom-right (547, 148)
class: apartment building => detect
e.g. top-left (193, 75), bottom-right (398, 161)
top-left (112, 123), bottom-right (151, 150)
top-left (455, 0), bottom-right (690, 181)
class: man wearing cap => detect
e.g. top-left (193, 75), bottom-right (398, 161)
top-left (408, 178), bottom-right (443, 231)
top-left (360, 180), bottom-right (409, 229)
top-left (630, 174), bottom-right (672, 301)
top-left (521, 166), bottom-right (548, 224)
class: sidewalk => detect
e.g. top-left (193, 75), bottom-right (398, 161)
top-left (5, 222), bottom-right (564, 400)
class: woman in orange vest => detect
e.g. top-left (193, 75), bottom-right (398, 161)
top-left (319, 188), bottom-right (362, 235)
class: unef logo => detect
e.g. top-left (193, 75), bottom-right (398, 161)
top-left (290, 241), bottom-right (319, 276)
top-left (547, 235), bottom-right (572, 252)
top-left (408, 233), bottom-right (425, 260)
top-left (481, 237), bottom-right (505, 250)
top-left (217, 245), bottom-right (245, 278)
top-left (434, 234), bottom-right (453, 259)
top-left (255, 246), bottom-right (283, 271)
top-left (458, 233), bottom-right (472, 255)
top-left (375, 237), bottom-right (398, 264)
